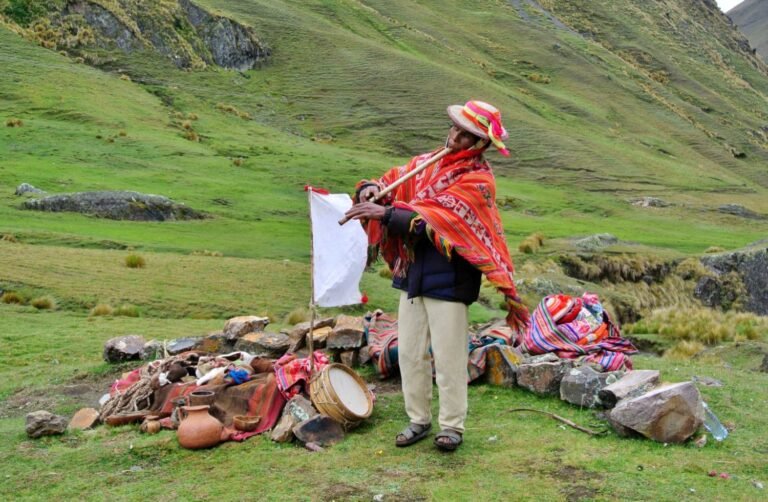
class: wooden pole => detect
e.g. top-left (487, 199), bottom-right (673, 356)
top-left (337, 147), bottom-right (452, 225)
top-left (307, 188), bottom-right (316, 376)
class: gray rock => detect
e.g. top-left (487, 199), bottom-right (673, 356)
top-left (358, 347), bottom-right (372, 366)
top-left (140, 340), bottom-right (164, 360)
top-left (484, 344), bottom-right (524, 387)
top-left (630, 197), bottom-right (670, 208)
top-left (271, 395), bottom-right (318, 443)
top-left (26, 410), bottom-right (68, 438)
top-left (199, 331), bottom-right (236, 354)
top-left (560, 366), bottom-right (623, 408)
top-left (234, 332), bottom-right (290, 358)
top-left (22, 191), bottom-right (206, 221)
top-left (14, 183), bottom-right (44, 196)
top-left (339, 350), bottom-right (359, 368)
top-left (223, 316), bottom-right (270, 340)
top-left (608, 382), bottom-right (704, 443)
top-left (293, 415), bottom-right (344, 447)
top-left (718, 203), bottom-right (764, 220)
top-left (103, 335), bottom-right (146, 363)
top-left (598, 369), bottom-right (660, 409)
top-left (517, 360), bottom-right (573, 396)
top-left (574, 233), bottom-right (618, 251)
top-left (327, 315), bottom-right (365, 349)
top-left (287, 317), bottom-right (335, 352)
top-left (270, 413), bottom-right (297, 443)
top-left (694, 275), bottom-right (739, 310)
top-left (699, 247), bottom-right (768, 315)
top-left (166, 337), bottom-right (203, 355)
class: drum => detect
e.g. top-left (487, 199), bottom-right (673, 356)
top-left (309, 363), bottom-right (373, 429)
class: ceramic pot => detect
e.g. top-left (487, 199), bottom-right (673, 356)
top-left (176, 405), bottom-right (223, 449)
top-left (188, 390), bottom-right (216, 407)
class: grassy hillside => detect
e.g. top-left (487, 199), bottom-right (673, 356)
top-left (729, 0), bottom-right (768, 62)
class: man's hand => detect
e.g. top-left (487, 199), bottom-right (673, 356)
top-left (344, 202), bottom-right (387, 221)
top-left (359, 185), bottom-right (381, 202)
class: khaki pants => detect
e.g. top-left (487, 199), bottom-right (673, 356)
top-left (397, 292), bottom-right (469, 433)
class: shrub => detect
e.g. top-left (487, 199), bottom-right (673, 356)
top-left (664, 340), bottom-right (706, 360)
top-left (114, 304), bottom-right (140, 317)
top-left (285, 307), bottom-right (310, 325)
top-left (518, 232), bottom-right (545, 254)
top-left (527, 73), bottom-right (551, 84)
top-left (1, 291), bottom-right (25, 304)
top-left (31, 295), bottom-right (56, 310)
top-left (118, 130), bottom-right (127, 137)
top-left (378, 266), bottom-right (393, 279)
top-left (232, 157), bottom-right (243, 167)
top-left (1, 233), bottom-right (19, 243)
top-left (182, 120), bottom-right (193, 130)
top-left (125, 254), bottom-right (146, 268)
top-left (705, 246), bottom-right (725, 254)
top-left (89, 304), bottom-right (113, 316)
top-left (184, 130), bottom-right (199, 142)
top-left (626, 307), bottom-right (767, 345)
top-left (5, 118), bottom-right (23, 127)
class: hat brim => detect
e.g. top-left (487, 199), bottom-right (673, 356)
top-left (447, 105), bottom-right (489, 140)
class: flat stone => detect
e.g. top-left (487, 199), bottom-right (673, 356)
top-left (166, 336), bottom-right (203, 355)
top-left (234, 332), bottom-right (290, 358)
top-left (223, 316), bottom-right (270, 340)
top-left (339, 350), bottom-right (359, 368)
top-left (270, 394), bottom-right (319, 443)
top-left (199, 331), bottom-right (236, 354)
top-left (103, 335), bottom-right (146, 363)
top-left (598, 369), bottom-right (660, 409)
top-left (560, 366), bottom-right (623, 408)
top-left (26, 410), bottom-right (67, 438)
top-left (517, 360), bottom-right (573, 396)
top-left (293, 415), bottom-right (344, 447)
top-left (68, 408), bottom-right (100, 430)
top-left (287, 317), bottom-right (335, 352)
top-left (270, 413), bottom-right (297, 442)
top-left (485, 345), bottom-right (524, 387)
top-left (309, 326), bottom-right (332, 349)
top-left (140, 340), bottom-right (163, 360)
top-left (609, 382), bottom-right (704, 443)
top-left (328, 315), bottom-right (365, 349)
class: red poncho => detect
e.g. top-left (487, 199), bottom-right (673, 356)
top-left (358, 147), bottom-right (529, 332)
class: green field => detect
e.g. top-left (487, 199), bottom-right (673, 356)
top-left (1, 0), bottom-right (768, 500)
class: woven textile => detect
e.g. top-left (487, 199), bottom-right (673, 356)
top-left (365, 310), bottom-right (400, 378)
top-left (358, 148), bottom-right (529, 331)
top-left (523, 295), bottom-right (636, 371)
top-left (273, 352), bottom-right (330, 400)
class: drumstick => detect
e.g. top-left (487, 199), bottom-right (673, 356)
top-left (337, 147), bottom-right (452, 225)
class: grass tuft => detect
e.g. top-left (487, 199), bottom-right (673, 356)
top-left (1, 291), bottom-right (26, 304)
top-left (89, 303), bottom-right (113, 317)
top-left (626, 307), bottom-right (767, 344)
top-left (285, 307), bottom-right (310, 325)
top-left (518, 232), bottom-right (545, 254)
top-left (1, 233), bottom-right (19, 243)
top-left (114, 304), bottom-right (140, 317)
top-left (190, 249), bottom-right (223, 257)
top-left (125, 253), bottom-right (146, 268)
top-left (5, 117), bottom-right (23, 127)
top-left (664, 340), bottom-right (706, 360)
top-left (705, 246), bottom-right (725, 253)
top-left (31, 295), bottom-right (56, 310)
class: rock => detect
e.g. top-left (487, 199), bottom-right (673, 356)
top-left (287, 318), bottom-right (335, 352)
top-left (234, 332), bottom-right (290, 358)
top-left (517, 359), bottom-right (573, 396)
top-left (166, 337), bottom-right (203, 355)
top-left (560, 366), bottom-right (623, 408)
top-left (608, 382), bottom-right (704, 443)
top-left (484, 345), bottom-right (524, 387)
top-left (22, 191), bottom-right (206, 221)
top-left (271, 395), bottom-right (320, 442)
top-left (140, 340), bottom-right (164, 360)
top-left (691, 376), bottom-right (724, 387)
top-left (199, 331), bottom-right (235, 354)
top-left (598, 369), bottom-right (660, 409)
top-left (224, 316), bottom-right (270, 340)
top-left (525, 353), bottom-right (560, 364)
top-left (630, 197), bottom-right (670, 208)
top-left (694, 276), bottom-right (739, 310)
top-left (293, 415), bottom-right (344, 447)
top-left (68, 408), bottom-right (100, 430)
top-left (718, 204), bottom-right (763, 219)
top-left (358, 347), bottom-right (372, 366)
top-left (574, 233), bottom-right (618, 251)
top-left (26, 410), bottom-right (68, 438)
top-left (760, 354), bottom-right (768, 373)
top-left (15, 183), bottom-right (44, 196)
top-left (699, 247), bottom-right (768, 315)
top-left (339, 350), bottom-right (359, 368)
top-left (103, 335), bottom-right (146, 363)
top-left (309, 326), bottom-right (333, 348)
top-left (327, 315), bottom-right (365, 349)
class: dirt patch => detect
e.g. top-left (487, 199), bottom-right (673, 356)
top-left (366, 376), bottom-right (402, 396)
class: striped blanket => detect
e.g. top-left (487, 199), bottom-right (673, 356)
top-left (365, 310), bottom-right (400, 378)
top-left (522, 295), bottom-right (636, 371)
top-left (274, 352), bottom-right (330, 400)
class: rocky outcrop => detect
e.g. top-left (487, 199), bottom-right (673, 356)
top-left (23, 191), bottom-right (206, 221)
top-left (52, 0), bottom-right (270, 70)
top-left (699, 246), bottom-right (768, 315)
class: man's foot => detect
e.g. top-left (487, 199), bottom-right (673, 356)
top-left (434, 429), bottom-right (463, 452)
top-left (395, 422), bottom-right (432, 447)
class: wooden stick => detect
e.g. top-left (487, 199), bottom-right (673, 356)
top-left (337, 147), bottom-right (452, 225)
top-left (307, 188), bottom-right (316, 376)
top-left (506, 408), bottom-right (607, 436)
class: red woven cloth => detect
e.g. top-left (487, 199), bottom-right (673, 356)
top-left (359, 148), bottom-right (529, 331)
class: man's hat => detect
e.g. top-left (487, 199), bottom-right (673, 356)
top-left (447, 100), bottom-right (510, 156)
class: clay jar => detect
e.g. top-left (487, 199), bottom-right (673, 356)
top-left (176, 405), bottom-right (223, 449)
top-left (188, 390), bottom-right (216, 407)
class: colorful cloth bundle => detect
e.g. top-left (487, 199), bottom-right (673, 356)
top-left (522, 294), bottom-right (636, 371)
top-left (467, 326), bottom-right (516, 382)
top-left (273, 352), bottom-right (329, 400)
top-left (365, 310), bottom-right (400, 378)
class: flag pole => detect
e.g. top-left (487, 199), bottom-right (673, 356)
top-left (307, 188), bottom-right (316, 376)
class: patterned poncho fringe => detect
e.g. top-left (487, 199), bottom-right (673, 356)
top-left (356, 148), bottom-right (529, 332)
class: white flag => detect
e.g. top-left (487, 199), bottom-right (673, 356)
top-left (309, 189), bottom-right (368, 307)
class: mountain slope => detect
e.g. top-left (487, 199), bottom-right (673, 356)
top-left (729, 0), bottom-right (768, 62)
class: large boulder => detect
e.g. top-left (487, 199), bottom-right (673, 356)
top-left (484, 345), bottom-right (524, 387)
top-left (598, 369), bottom-right (660, 409)
top-left (223, 316), bottom-right (270, 341)
top-left (103, 335), bottom-right (146, 363)
top-left (699, 246), bottom-right (768, 315)
top-left (22, 191), bottom-right (206, 221)
top-left (234, 332), bottom-right (290, 358)
top-left (608, 382), bottom-right (704, 443)
top-left (517, 359), bottom-right (573, 396)
top-left (26, 410), bottom-right (68, 438)
top-left (560, 366), bottom-right (623, 408)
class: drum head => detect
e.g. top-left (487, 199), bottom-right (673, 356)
top-left (328, 366), bottom-right (370, 417)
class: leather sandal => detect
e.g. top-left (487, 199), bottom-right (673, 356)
top-left (395, 422), bottom-right (432, 447)
top-left (434, 429), bottom-right (463, 452)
